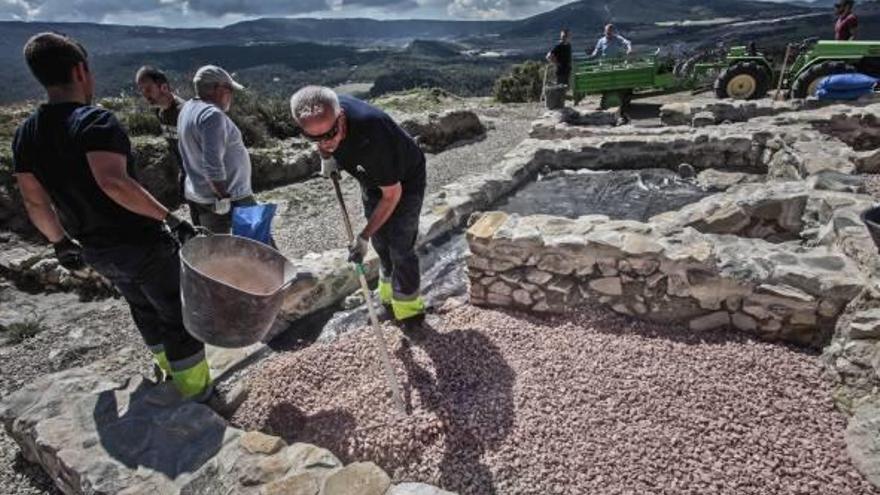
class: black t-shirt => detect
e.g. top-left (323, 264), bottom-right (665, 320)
top-left (551, 42), bottom-right (572, 74)
top-left (332, 95), bottom-right (426, 195)
top-left (154, 95), bottom-right (184, 164)
top-left (12, 102), bottom-right (165, 248)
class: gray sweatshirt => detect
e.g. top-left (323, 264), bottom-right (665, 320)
top-left (177, 99), bottom-right (252, 204)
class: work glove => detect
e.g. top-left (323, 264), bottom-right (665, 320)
top-left (53, 236), bottom-right (85, 271)
top-left (213, 197), bottom-right (232, 215)
top-left (166, 213), bottom-right (199, 245)
top-left (320, 157), bottom-right (339, 179)
top-left (348, 234), bottom-right (369, 265)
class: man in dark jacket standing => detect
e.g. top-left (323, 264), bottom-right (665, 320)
top-left (135, 65), bottom-right (187, 201)
top-left (546, 28), bottom-right (573, 86)
top-left (12, 33), bottom-right (212, 401)
top-left (290, 86), bottom-right (427, 331)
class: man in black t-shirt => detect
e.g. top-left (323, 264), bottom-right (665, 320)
top-left (12, 32), bottom-right (213, 401)
top-left (136, 65), bottom-right (186, 201)
top-left (547, 28), bottom-right (573, 86)
top-left (290, 86), bottom-right (427, 331)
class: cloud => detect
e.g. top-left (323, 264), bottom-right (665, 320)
top-left (0, 0), bottom-right (570, 24)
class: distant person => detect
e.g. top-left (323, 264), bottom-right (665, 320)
top-left (591, 24), bottom-right (633, 59)
top-left (290, 86), bottom-right (427, 332)
top-left (135, 66), bottom-right (186, 200)
top-left (11, 32), bottom-right (214, 401)
top-left (546, 28), bottom-right (573, 86)
top-left (177, 65), bottom-right (254, 233)
top-left (835, 0), bottom-right (858, 40)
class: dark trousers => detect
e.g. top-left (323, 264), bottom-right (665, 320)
top-left (82, 234), bottom-right (204, 364)
top-left (556, 70), bottom-right (571, 86)
top-left (363, 186), bottom-right (424, 300)
top-left (188, 195), bottom-right (257, 234)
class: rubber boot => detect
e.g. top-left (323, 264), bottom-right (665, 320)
top-left (170, 355), bottom-right (212, 400)
top-left (151, 348), bottom-right (172, 383)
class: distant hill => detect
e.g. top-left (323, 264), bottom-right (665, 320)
top-left (0, 0), bottom-right (843, 104)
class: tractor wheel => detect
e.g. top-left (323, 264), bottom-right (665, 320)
top-left (714, 62), bottom-right (770, 100)
top-left (790, 61), bottom-right (856, 99)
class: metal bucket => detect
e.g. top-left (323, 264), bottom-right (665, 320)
top-left (862, 205), bottom-right (880, 253)
top-left (180, 235), bottom-right (299, 348)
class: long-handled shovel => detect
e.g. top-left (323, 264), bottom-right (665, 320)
top-left (329, 173), bottom-right (406, 415)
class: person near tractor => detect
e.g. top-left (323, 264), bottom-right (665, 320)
top-left (835, 0), bottom-right (859, 41)
top-left (289, 86), bottom-right (427, 332)
top-left (135, 66), bottom-right (187, 201)
top-left (177, 65), bottom-right (256, 233)
top-left (546, 28), bottom-right (573, 85)
top-left (591, 24), bottom-right (633, 59)
top-left (12, 32), bottom-right (214, 402)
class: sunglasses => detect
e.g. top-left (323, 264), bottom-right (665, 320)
top-left (301, 115), bottom-right (342, 143)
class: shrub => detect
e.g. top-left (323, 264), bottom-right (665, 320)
top-left (492, 61), bottom-right (546, 103)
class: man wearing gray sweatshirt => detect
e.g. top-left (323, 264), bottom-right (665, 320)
top-left (177, 65), bottom-right (254, 233)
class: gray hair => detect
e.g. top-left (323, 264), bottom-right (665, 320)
top-left (290, 86), bottom-right (340, 124)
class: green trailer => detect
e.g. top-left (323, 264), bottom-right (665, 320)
top-left (713, 39), bottom-right (880, 100)
top-left (571, 55), bottom-right (682, 108)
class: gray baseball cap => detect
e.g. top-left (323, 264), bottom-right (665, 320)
top-left (193, 65), bottom-right (245, 91)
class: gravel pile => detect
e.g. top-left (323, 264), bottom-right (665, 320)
top-left (260, 102), bottom-right (541, 258)
top-left (234, 304), bottom-right (877, 495)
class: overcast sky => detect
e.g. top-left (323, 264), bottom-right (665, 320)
top-left (0, 0), bottom-right (581, 26)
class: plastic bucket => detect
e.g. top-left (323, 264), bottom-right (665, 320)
top-left (180, 235), bottom-right (301, 348)
top-left (862, 205), bottom-right (880, 253)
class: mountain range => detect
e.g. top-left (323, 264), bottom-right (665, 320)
top-left (1, 0), bottom-right (877, 104)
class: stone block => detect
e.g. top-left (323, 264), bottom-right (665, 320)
top-left (262, 472), bottom-right (320, 495)
top-left (538, 253), bottom-right (575, 275)
top-left (321, 462), bottom-right (390, 495)
top-left (612, 304), bottom-right (632, 315)
top-left (525, 269), bottom-right (553, 285)
top-left (589, 277), bottom-right (623, 296)
top-left (512, 289), bottom-right (533, 306)
top-left (547, 278), bottom-right (575, 295)
top-left (629, 258), bottom-right (660, 276)
top-left (732, 313), bottom-right (758, 332)
top-left (489, 281), bottom-right (513, 297)
top-left (241, 431), bottom-right (287, 456)
top-left (487, 292), bottom-right (513, 306)
top-left (388, 483), bottom-right (457, 495)
top-left (850, 309), bottom-right (880, 339)
top-left (689, 311), bottom-right (730, 331)
top-left (466, 212), bottom-right (509, 241)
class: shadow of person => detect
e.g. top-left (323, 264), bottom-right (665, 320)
top-left (396, 323), bottom-right (515, 495)
top-left (94, 377), bottom-right (226, 478)
top-left (263, 401), bottom-right (357, 451)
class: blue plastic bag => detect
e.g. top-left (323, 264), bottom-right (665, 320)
top-left (816, 86), bottom-right (876, 101)
top-left (818, 73), bottom-right (877, 92)
top-left (232, 204), bottom-right (277, 246)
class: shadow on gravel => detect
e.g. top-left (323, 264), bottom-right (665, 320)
top-left (265, 403), bottom-right (357, 447)
top-left (397, 325), bottom-right (515, 495)
top-left (11, 451), bottom-right (61, 495)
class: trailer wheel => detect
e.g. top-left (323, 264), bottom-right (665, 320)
top-left (714, 62), bottom-right (769, 100)
top-left (790, 61), bottom-right (856, 99)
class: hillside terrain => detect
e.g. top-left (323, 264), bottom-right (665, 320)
top-left (0, 0), bottom-right (852, 104)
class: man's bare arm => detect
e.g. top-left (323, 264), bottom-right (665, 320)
top-left (15, 173), bottom-right (65, 243)
top-left (87, 151), bottom-right (169, 221)
top-left (361, 182), bottom-right (402, 239)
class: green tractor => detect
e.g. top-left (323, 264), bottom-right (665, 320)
top-left (713, 39), bottom-right (880, 100)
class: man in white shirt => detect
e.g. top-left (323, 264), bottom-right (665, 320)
top-left (177, 65), bottom-right (254, 233)
top-left (591, 24), bottom-right (633, 59)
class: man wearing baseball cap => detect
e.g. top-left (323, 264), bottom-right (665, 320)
top-left (177, 65), bottom-right (255, 233)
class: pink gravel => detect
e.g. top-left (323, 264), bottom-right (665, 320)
top-left (232, 304), bottom-right (879, 495)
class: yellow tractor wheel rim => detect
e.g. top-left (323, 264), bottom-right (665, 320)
top-left (727, 74), bottom-right (757, 99)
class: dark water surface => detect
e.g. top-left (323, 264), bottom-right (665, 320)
top-left (499, 169), bottom-right (712, 222)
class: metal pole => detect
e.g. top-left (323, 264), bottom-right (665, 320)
top-left (329, 173), bottom-right (406, 415)
top-left (775, 44), bottom-right (793, 101)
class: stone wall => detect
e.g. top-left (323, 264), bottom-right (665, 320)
top-left (466, 181), bottom-right (873, 348)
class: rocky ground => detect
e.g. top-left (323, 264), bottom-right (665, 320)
top-left (0, 99), bottom-right (541, 495)
top-left (234, 303), bottom-right (877, 495)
